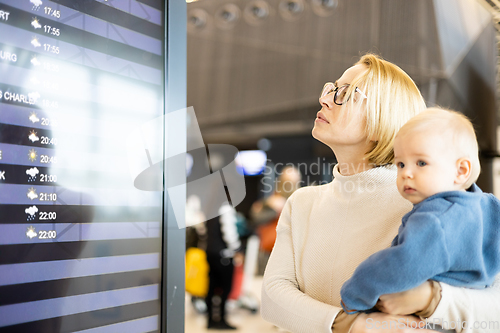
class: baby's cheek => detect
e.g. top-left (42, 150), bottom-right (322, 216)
top-left (396, 176), bottom-right (403, 188)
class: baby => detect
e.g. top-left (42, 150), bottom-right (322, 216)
top-left (340, 107), bottom-right (500, 314)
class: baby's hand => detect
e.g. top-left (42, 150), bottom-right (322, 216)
top-left (376, 281), bottom-right (434, 315)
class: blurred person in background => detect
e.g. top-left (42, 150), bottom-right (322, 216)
top-left (261, 54), bottom-right (500, 333)
top-left (185, 195), bottom-right (210, 314)
top-left (249, 166), bottom-right (301, 274)
top-left (205, 201), bottom-right (244, 330)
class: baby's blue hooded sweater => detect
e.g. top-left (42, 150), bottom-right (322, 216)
top-left (340, 184), bottom-right (500, 314)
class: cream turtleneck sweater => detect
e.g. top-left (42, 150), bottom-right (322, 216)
top-left (261, 165), bottom-right (500, 333)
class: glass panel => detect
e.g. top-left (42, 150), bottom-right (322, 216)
top-left (0, 0), bottom-right (165, 331)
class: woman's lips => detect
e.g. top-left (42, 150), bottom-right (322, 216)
top-left (316, 112), bottom-right (329, 124)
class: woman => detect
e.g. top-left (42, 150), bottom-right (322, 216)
top-left (261, 54), bottom-right (500, 333)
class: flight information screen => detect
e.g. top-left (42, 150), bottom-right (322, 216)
top-left (0, 0), bottom-right (165, 331)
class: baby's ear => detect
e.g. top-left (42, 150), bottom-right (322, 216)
top-left (455, 158), bottom-right (472, 185)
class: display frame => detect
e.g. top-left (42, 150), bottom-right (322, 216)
top-left (162, 0), bottom-right (187, 332)
top-left (0, 0), bottom-right (187, 331)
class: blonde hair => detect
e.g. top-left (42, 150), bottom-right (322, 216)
top-left (396, 107), bottom-right (481, 188)
top-left (346, 54), bottom-right (426, 165)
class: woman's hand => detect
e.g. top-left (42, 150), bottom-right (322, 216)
top-left (350, 312), bottom-right (439, 333)
top-left (376, 281), bottom-right (434, 315)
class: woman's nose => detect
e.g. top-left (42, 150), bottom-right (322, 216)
top-left (319, 94), bottom-right (334, 109)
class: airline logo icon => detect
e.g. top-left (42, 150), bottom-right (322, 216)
top-left (32, 18), bottom-right (41, 29)
top-left (26, 226), bottom-right (37, 239)
top-left (26, 167), bottom-right (39, 181)
top-left (29, 112), bottom-right (40, 123)
top-left (25, 206), bottom-right (38, 221)
top-left (31, 37), bottom-right (41, 48)
top-left (127, 107), bottom-right (246, 229)
top-left (29, 130), bottom-right (39, 142)
top-left (31, 0), bottom-right (43, 10)
top-left (27, 187), bottom-right (38, 200)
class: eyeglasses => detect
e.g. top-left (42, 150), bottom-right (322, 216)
top-left (320, 82), bottom-right (367, 105)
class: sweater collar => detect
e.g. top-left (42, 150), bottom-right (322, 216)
top-left (332, 164), bottom-right (397, 194)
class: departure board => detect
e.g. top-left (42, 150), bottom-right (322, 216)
top-left (0, 0), bottom-right (166, 331)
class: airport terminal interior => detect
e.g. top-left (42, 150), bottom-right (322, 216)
top-left (1, 0), bottom-right (500, 332)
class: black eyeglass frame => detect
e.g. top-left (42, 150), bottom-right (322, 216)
top-left (321, 83), bottom-right (367, 106)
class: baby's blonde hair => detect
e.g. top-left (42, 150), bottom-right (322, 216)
top-left (396, 107), bottom-right (481, 188)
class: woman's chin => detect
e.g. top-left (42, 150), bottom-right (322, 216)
top-left (311, 126), bottom-right (320, 139)
top-left (312, 126), bottom-right (326, 144)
